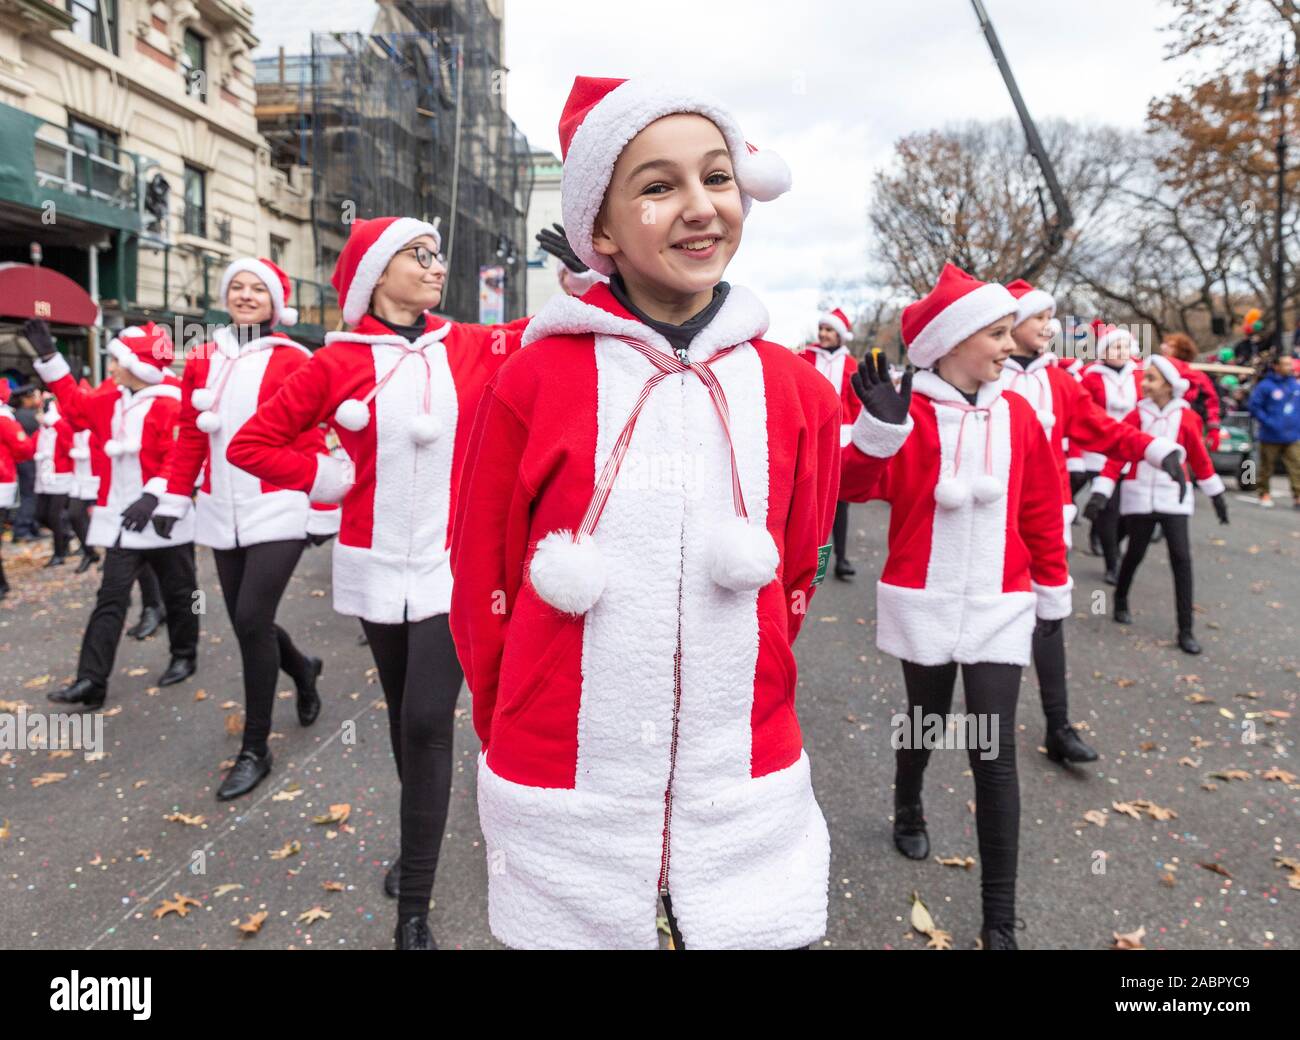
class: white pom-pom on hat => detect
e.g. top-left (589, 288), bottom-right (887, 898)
top-left (334, 398), bottom-right (370, 432)
top-left (735, 147), bottom-right (792, 203)
top-left (529, 529), bottom-right (607, 616)
top-left (708, 514), bottom-right (779, 592)
top-left (191, 388), bottom-right (216, 412)
top-left (280, 306), bottom-right (299, 327)
top-left (409, 413), bottom-right (441, 446)
top-left (196, 410), bottom-right (222, 434)
top-left (972, 474), bottom-right (1006, 503)
top-left (934, 477), bottom-right (970, 509)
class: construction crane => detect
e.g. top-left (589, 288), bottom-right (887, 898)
top-left (970, 0), bottom-right (1074, 281)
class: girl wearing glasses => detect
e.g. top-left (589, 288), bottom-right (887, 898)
top-left (228, 216), bottom-right (529, 950)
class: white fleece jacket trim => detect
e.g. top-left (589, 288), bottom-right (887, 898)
top-left (1199, 472), bottom-right (1226, 498)
top-left (142, 476), bottom-right (168, 497)
top-left (153, 492), bottom-right (193, 520)
top-left (34, 352), bottom-right (71, 383)
top-left (849, 408), bottom-right (914, 458)
top-left (1032, 577), bottom-right (1073, 621)
top-left (309, 453), bottom-right (354, 504)
top-left (1090, 475), bottom-right (1117, 499)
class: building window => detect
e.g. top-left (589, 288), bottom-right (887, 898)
top-left (66, 117), bottom-right (123, 202)
top-left (67, 0), bottom-right (117, 54)
top-left (181, 29), bottom-right (207, 102)
top-left (269, 235), bottom-right (288, 267)
top-left (183, 164), bottom-right (206, 237)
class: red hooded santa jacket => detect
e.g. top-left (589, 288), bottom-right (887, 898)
top-left (798, 342), bottom-right (862, 446)
top-left (1079, 359), bottom-right (1143, 472)
top-left (1094, 399), bottom-right (1224, 516)
top-left (0, 397), bottom-right (36, 507)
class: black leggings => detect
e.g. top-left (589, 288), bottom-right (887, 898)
top-left (1092, 483), bottom-right (1123, 572)
top-left (1115, 513), bottom-right (1194, 633)
top-left (896, 660), bottom-right (1022, 927)
top-left (1032, 621), bottom-right (1069, 732)
top-left (212, 540), bottom-right (312, 755)
top-left (359, 614), bottom-right (465, 918)
top-left (832, 500), bottom-right (850, 561)
top-left (1069, 469), bottom-right (1091, 499)
top-left (36, 492), bottom-right (70, 557)
top-left (68, 498), bottom-right (94, 554)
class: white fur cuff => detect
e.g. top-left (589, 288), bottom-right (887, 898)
top-left (309, 453), bottom-right (354, 505)
top-left (34, 353), bottom-right (71, 384)
top-left (1145, 436), bottom-right (1183, 468)
top-left (305, 503), bottom-right (341, 536)
top-left (153, 492), bottom-right (193, 519)
top-left (142, 476), bottom-right (168, 497)
top-left (1032, 578), bottom-right (1073, 620)
top-left (1199, 472), bottom-right (1226, 498)
top-left (1090, 475), bottom-right (1116, 499)
top-left (849, 409), bottom-right (914, 459)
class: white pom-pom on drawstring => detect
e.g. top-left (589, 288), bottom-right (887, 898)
top-left (409, 413), bottom-right (441, 446)
top-left (1037, 409), bottom-right (1056, 431)
top-left (971, 474), bottom-right (1006, 503)
top-left (69, 447), bottom-right (89, 461)
top-left (105, 440), bottom-right (122, 458)
top-left (279, 306), bottom-right (299, 327)
top-left (708, 514), bottom-right (780, 592)
top-left (735, 148), bottom-right (793, 202)
top-left (196, 410), bottom-right (222, 434)
top-left (334, 398), bottom-right (370, 432)
top-left (934, 477), bottom-right (970, 509)
top-left (191, 388), bottom-right (216, 412)
top-left (529, 529), bottom-right (606, 616)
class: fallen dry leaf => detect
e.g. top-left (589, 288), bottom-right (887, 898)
top-left (152, 893), bottom-right (201, 920)
top-left (935, 855), bottom-right (976, 870)
top-left (163, 812), bottom-right (206, 826)
top-left (1113, 925), bottom-right (1146, 950)
top-left (269, 839), bottom-right (301, 860)
top-left (1198, 862), bottom-right (1232, 879)
top-left (0, 819), bottom-right (9, 839)
top-left (212, 883), bottom-right (243, 897)
top-left (224, 713), bottom-right (245, 736)
top-left (126, 667), bottom-right (148, 676)
top-left (1186, 693), bottom-right (1214, 704)
top-left (297, 906), bottom-right (331, 924)
top-left (22, 674), bottom-right (52, 689)
top-left (235, 910), bottom-right (268, 936)
top-left (312, 804), bottom-right (351, 826)
top-left (322, 880), bottom-right (345, 892)
top-left (271, 788), bottom-right (303, 802)
top-left (1261, 767), bottom-right (1297, 783)
top-left (31, 772), bottom-right (67, 788)
top-left (1209, 769), bottom-right (1251, 782)
top-left (1083, 810), bottom-right (1108, 828)
top-left (926, 929), bottom-right (952, 950)
top-left (194, 689), bottom-right (207, 701)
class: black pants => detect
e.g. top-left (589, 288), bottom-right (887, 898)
top-left (1068, 469), bottom-right (1091, 499)
top-left (1115, 513), bottom-right (1194, 633)
top-left (14, 460), bottom-right (37, 537)
top-left (76, 542), bottom-right (199, 692)
top-left (360, 613), bottom-right (464, 918)
top-left (212, 540), bottom-right (312, 755)
top-left (896, 660), bottom-right (1022, 927)
top-left (832, 500), bottom-right (850, 561)
top-left (1092, 483), bottom-right (1123, 572)
top-left (68, 498), bottom-right (94, 554)
top-left (136, 561), bottom-right (162, 612)
top-left (1032, 621), bottom-right (1070, 733)
top-left (35, 492), bottom-right (70, 557)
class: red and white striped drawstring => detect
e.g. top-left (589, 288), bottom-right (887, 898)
top-left (192, 334), bottom-right (286, 433)
top-left (528, 335), bottom-right (780, 617)
top-left (931, 399), bottom-right (1005, 508)
top-left (334, 333), bottom-right (446, 445)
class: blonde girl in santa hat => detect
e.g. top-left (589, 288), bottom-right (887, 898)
top-left (227, 217), bottom-right (530, 950)
top-left (119, 258), bottom-right (339, 802)
top-left (799, 306), bottom-right (863, 581)
top-left (840, 264), bottom-right (1072, 950)
top-left (1090, 355), bottom-right (1228, 655)
top-left (449, 75), bottom-right (840, 950)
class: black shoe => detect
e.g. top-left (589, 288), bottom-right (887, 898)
top-left (834, 558), bottom-right (856, 580)
top-left (1045, 723), bottom-right (1099, 764)
top-left (157, 656), bottom-right (196, 686)
top-left (47, 678), bottom-right (105, 710)
top-left (128, 606), bottom-right (163, 641)
top-left (296, 655), bottom-right (323, 726)
top-left (384, 856), bottom-right (400, 899)
top-left (75, 551), bottom-right (100, 574)
top-left (44, 554), bottom-right (66, 568)
top-left (892, 803), bottom-right (929, 860)
top-left (215, 747), bottom-right (273, 801)
top-left (394, 913), bottom-right (437, 950)
top-left (1113, 599), bottom-right (1133, 624)
top-left (1177, 631), bottom-right (1202, 655)
top-left (1103, 565), bottom-right (1118, 586)
top-left (980, 921), bottom-right (1020, 950)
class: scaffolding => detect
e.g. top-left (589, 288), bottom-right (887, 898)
top-left (254, 0), bottom-right (533, 322)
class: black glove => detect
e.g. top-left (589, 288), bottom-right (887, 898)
top-left (535, 223), bottom-right (589, 274)
top-left (1160, 451), bottom-right (1187, 503)
top-left (1212, 493), bottom-right (1229, 525)
top-left (151, 514), bottom-right (178, 538)
top-left (1034, 617), bottom-right (1062, 639)
top-left (306, 532), bottom-right (333, 547)
top-left (23, 318), bottom-right (56, 360)
top-left (120, 493), bottom-right (158, 532)
top-left (1082, 491), bottom-right (1108, 522)
top-left (850, 351), bottom-right (913, 425)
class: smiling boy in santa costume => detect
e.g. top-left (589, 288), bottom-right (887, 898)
top-left (449, 75), bottom-right (840, 950)
top-left (799, 306), bottom-right (862, 580)
top-left (994, 280), bottom-right (1185, 766)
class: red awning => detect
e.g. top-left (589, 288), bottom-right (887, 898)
top-left (0, 263), bottom-right (98, 326)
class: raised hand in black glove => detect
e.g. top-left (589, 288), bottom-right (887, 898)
top-left (152, 514), bottom-right (178, 538)
top-left (306, 533), bottom-right (333, 547)
top-left (1212, 493), bottom-right (1229, 525)
top-left (1034, 617), bottom-right (1062, 639)
top-left (535, 223), bottom-right (589, 274)
top-left (23, 318), bottom-right (56, 360)
top-left (120, 493), bottom-right (158, 532)
top-left (1082, 491), bottom-right (1108, 522)
top-left (850, 351), bottom-right (913, 425)
top-left (1160, 451), bottom-right (1187, 503)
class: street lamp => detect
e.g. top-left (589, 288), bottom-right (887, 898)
top-left (1260, 47), bottom-right (1291, 355)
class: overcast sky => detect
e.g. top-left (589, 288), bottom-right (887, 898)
top-left (250, 0), bottom-right (1189, 345)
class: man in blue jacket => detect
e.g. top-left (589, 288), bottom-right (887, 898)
top-left (1247, 353), bottom-right (1300, 509)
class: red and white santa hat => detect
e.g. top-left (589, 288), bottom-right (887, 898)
top-left (1147, 354), bottom-right (1190, 398)
top-left (332, 216), bottom-right (442, 326)
top-left (1092, 318), bottom-right (1136, 358)
top-left (219, 256), bottom-right (299, 328)
top-left (818, 307), bottom-right (854, 342)
top-left (557, 76), bottom-right (792, 276)
top-left (107, 323), bottom-right (174, 385)
top-left (902, 264), bottom-right (1018, 369)
top-left (1003, 278), bottom-right (1056, 326)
